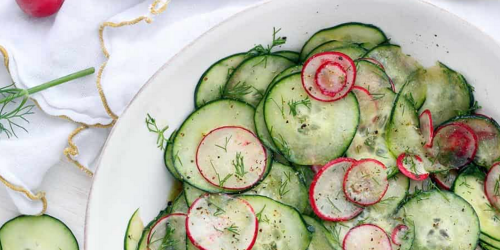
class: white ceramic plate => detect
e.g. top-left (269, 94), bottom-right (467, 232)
top-left (85, 0), bottom-right (500, 248)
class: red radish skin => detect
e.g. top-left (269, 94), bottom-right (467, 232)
top-left (358, 58), bottom-right (385, 70)
top-left (309, 158), bottom-right (363, 221)
top-left (343, 159), bottom-right (389, 206)
top-left (343, 224), bottom-right (392, 250)
top-left (485, 162), bottom-right (500, 210)
top-left (186, 194), bottom-right (258, 250)
top-left (419, 110), bottom-right (434, 148)
top-left (391, 224), bottom-right (409, 246)
top-left (312, 165), bottom-right (323, 174)
top-left (431, 123), bottom-right (478, 169)
top-left (431, 169), bottom-right (458, 190)
top-left (196, 126), bottom-right (267, 190)
top-left (16, 0), bottom-right (64, 18)
top-left (397, 153), bottom-right (429, 181)
top-left (301, 52), bottom-right (356, 102)
top-left (314, 61), bottom-right (348, 97)
top-left (147, 213), bottom-right (187, 249)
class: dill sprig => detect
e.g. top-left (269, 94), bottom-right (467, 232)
top-left (225, 223), bottom-right (240, 235)
top-left (0, 67), bottom-right (94, 139)
top-left (287, 97), bottom-right (311, 116)
top-left (210, 160), bottom-right (232, 188)
top-left (272, 133), bottom-right (291, 159)
top-left (215, 135), bottom-right (232, 152)
top-left (247, 27), bottom-right (287, 57)
top-left (278, 173), bottom-right (291, 198)
top-left (145, 113), bottom-right (169, 150)
top-left (256, 205), bottom-right (270, 223)
top-left (494, 176), bottom-right (500, 196)
top-left (232, 152), bottom-right (248, 178)
top-left (327, 197), bottom-right (341, 212)
top-left (207, 199), bottom-right (226, 216)
top-left (225, 81), bottom-right (252, 99)
top-left (270, 96), bottom-right (286, 119)
top-left (457, 100), bottom-right (482, 116)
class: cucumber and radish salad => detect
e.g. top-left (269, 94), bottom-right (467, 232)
top-left (128, 22), bottom-right (500, 250)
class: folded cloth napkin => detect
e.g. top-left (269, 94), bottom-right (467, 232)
top-left (0, 0), bottom-right (263, 215)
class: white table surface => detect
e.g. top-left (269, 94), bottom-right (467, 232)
top-left (0, 0), bottom-right (499, 248)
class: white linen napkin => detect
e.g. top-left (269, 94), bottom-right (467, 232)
top-left (0, 0), bottom-right (262, 215)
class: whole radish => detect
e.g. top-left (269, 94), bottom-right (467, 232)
top-left (16, 0), bottom-right (64, 18)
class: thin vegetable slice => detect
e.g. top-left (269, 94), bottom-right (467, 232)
top-left (419, 109), bottom-right (434, 148)
top-left (186, 194), bottom-right (257, 250)
top-left (343, 224), bottom-right (392, 250)
top-left (354, 59), bottom-right (394, 93)
top-left (302, 52), bottom-right (356, 102)
top-left (485, 162), bottom-right (500, 209)
top-left (310, 158), bottom-right (363, 221)
top-left (358, 57), bottom-right (385, 70)
top-left (315, 61), bottom-right (348, 97)
top-left (124, 209), bottom-right (144, 250)
top-left (391, 224), bottom-right (409, 246)
top-left (431, 169), bottom-right (458, 190)
top-left (196, 126), bottom-right (267, 190)
top-left (430, 122), bottom-right (478, 169)
top-left (397, 153), bottom-right (429, 181)
top-left (147, 213), bottom-right (187, 250)
top-left (343, 159), bottom-right (389, 206)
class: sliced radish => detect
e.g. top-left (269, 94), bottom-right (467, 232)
top-left (419, 110), bottom-right (434, 148)
top-left (312, 165), bottom-right (323, 174)
top-left (302, 52), bottom-right (356, 102)
top-left (343, 224), bottom-right (392, 250)
top-left (391, 224), bottom-right (409, 246)
top-left (196, 126), bottom-right (267, 190)
top-left (397, 153), bottom-right (429, 181)
top-left (309, 158), bottom-right (363, 221)
top-left (358, 58), bottom-right (385, 70)
top-left (343, 159), bottom-right (389, 206)
top-left (352, 86), bottom-right (378, 123)
top-left (147, 213), bottom-right (187, 250)
top-left (431, 169), bottom-right (458, 190)
top-left (485, 162), bottom-right (500, 210)
top-left (186, 194), bottom-right (258, 250)
top-left (430, 123), bottom-right (478, 169)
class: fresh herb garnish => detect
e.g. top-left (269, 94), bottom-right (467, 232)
top-left (215, 135), bottom-right (232, 152)
top-left (278, 173), bottom-right (291, 198)
top-left (247, 27), bottom-right (287, 57)
top-left (457, 100), bottom-right (482, 116)
top-left (327, 197), bottom-right (341, 212)
top-left (256, 205), bottom-right (270, 223)
top-left (272, 133), bottom-right (291, 159)
top-left (225, 81), bottom-right (252, 99)
top-left (145, 113), bottom-right (169, 150)
top-left (270, 96), bottom-right (286, 119)
top-left (210, 160), bottom-right (232, 188)
top-left (287, 97), bottom-right (311, 116)
top-left (494, 176), bottom-right (500, 196)
top-left (207, 199), bottom-right (226, 216)
top-left (232, 152), bottom-right (248, 178)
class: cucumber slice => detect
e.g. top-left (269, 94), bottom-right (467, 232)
top-left (224, 55), bottom-right (295, 107)
top-left (245, 161), bottom-right (308, 213)
top-left (365, 173), bottom-right (410, 218)
top-left (148, 213), bottom-right (187, 250)
top-left (125, 209), bottom-right (144, 250)
top-left (346, 87), bottom-right (397, 174)
top-left (0, 215), bottom-right (78, 250)
top-left (306, 44), bottom-right (367, 61)
top-left (239, 195), bottom-right (312, 250)
top-left (137, 207), bottom-right (172, 250)
top-left (168, 191), bottom-right (189, 214)
top-left (417, 62), bottom-right (473, 126)
top-left (183, 183), bottom-right (207, 206)
top-left (449, 115), bottom-right (500, 168)
top-left (300, 22), bottom-right (387, 61)
top-left (399, 68), bottom-right (427, 110)
top-left (354, 60), bottom-right (394, 93)
top-left (481, 234), bottom-right (500, 249)
top-left (453, 166), bottom-right (500, 241)
top-left (303, 216), bottom-right (336, 250)
top-left (481, 242), bottom-right (499, 250)
top-left (264, 73), bottom-right (359, 165)
top-left (273, 50), bottom-right (300, 62)
top-left (365, 44), bottom-right (422, 92)
top-left (255, 99), bottom-right (279, 152)
top-left (165, 130), bottom-right (182, 181)
top-left (173, 99), bottom-right (256, 193)
top-left (398, 190), bottom-right (480, 250)
top-left (195, 53), bottom-right (249, 108)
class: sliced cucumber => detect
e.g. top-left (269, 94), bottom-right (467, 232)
top-left (173, 99), bottom-right (256, 193)
top-left (195, 53), bottom-right (249, 108)
top-left (365, 44), bottom-right (422, 92)
top-left (300, 22), bottom-right (387, 61)
top-left (0, 215), bottom-right (78, 250)
top-left (148, 214), bottom-right (187, 250)
top-left (354, 60), bottom-right (394, 93)
top-left (365, 173), bottom-right (410, 218)
top-left (306, 44), bottom-right (367, 61)
top-left (245, 161), bottom-right (308, 213)
top-left (239, 195), bottom-right (312, 250)
top-left (168, 191), bottom-right (189, 214)
top-left (164, 130), bottom-right (182, 180)
top-left (399, 68), bottom-right (427, 110)
top-left (417, 62), bottom-right (473, 126)
top-left (448, 115), bottom-right (500, 168)
top-left (303, 216), bottom-right (336, 250)
top-left (125, 209), bottom-right (144, 250)
top-left (480, 234), bottom-right (500, 249)
top-left (398, 190), bottom-right (480, 250)
top-left (267, 65), bottom-right (303, 94)
top-left (137, 207), bottom-right (171, 250)
top-left (255, 99), bottom-right (279, 152)
top-left (264, 73), bottom-right (359, 165)
top-left (224, 55), bottom-right (295, 107)
top-left (453, 166), bottom-right (500, 241)
top-left (183, 183), bottom-right (207, 206)
top-left (273, 50), bottom-right (300, 62)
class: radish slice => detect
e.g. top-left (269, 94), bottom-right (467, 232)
top-left (485, 162), bottom-right (500, 210)
top-left (391, 224), bottom-right (409, 246)
top-left (315, 61), bottom-right (348, 96)
top-left (301, 52), bottom-right (356, 102)
top-left (343, 159), bottom-right (389, 206)
top-left (431, 169), bottom-right (458, 190)
top-left (196, 126), bottom-right (267, 190)
top-left (343, 224), bottom-right (392, 250)
top-left (309, 158), bottom-right (363, 221)
top-left (147, 213), bottom-right (187, 250)
top-left (397, 153), bottom-right (429, 181)
top-left (187, 194), bottom-right (258, 250)
top-left (358, 58), bottom-right (385, 70)
top-left (419, 110), bottom-right (434, 148)
top-left (430, 123), bottom-right (478, 169)
top-left (312, 165), bottom-right (323, 174)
